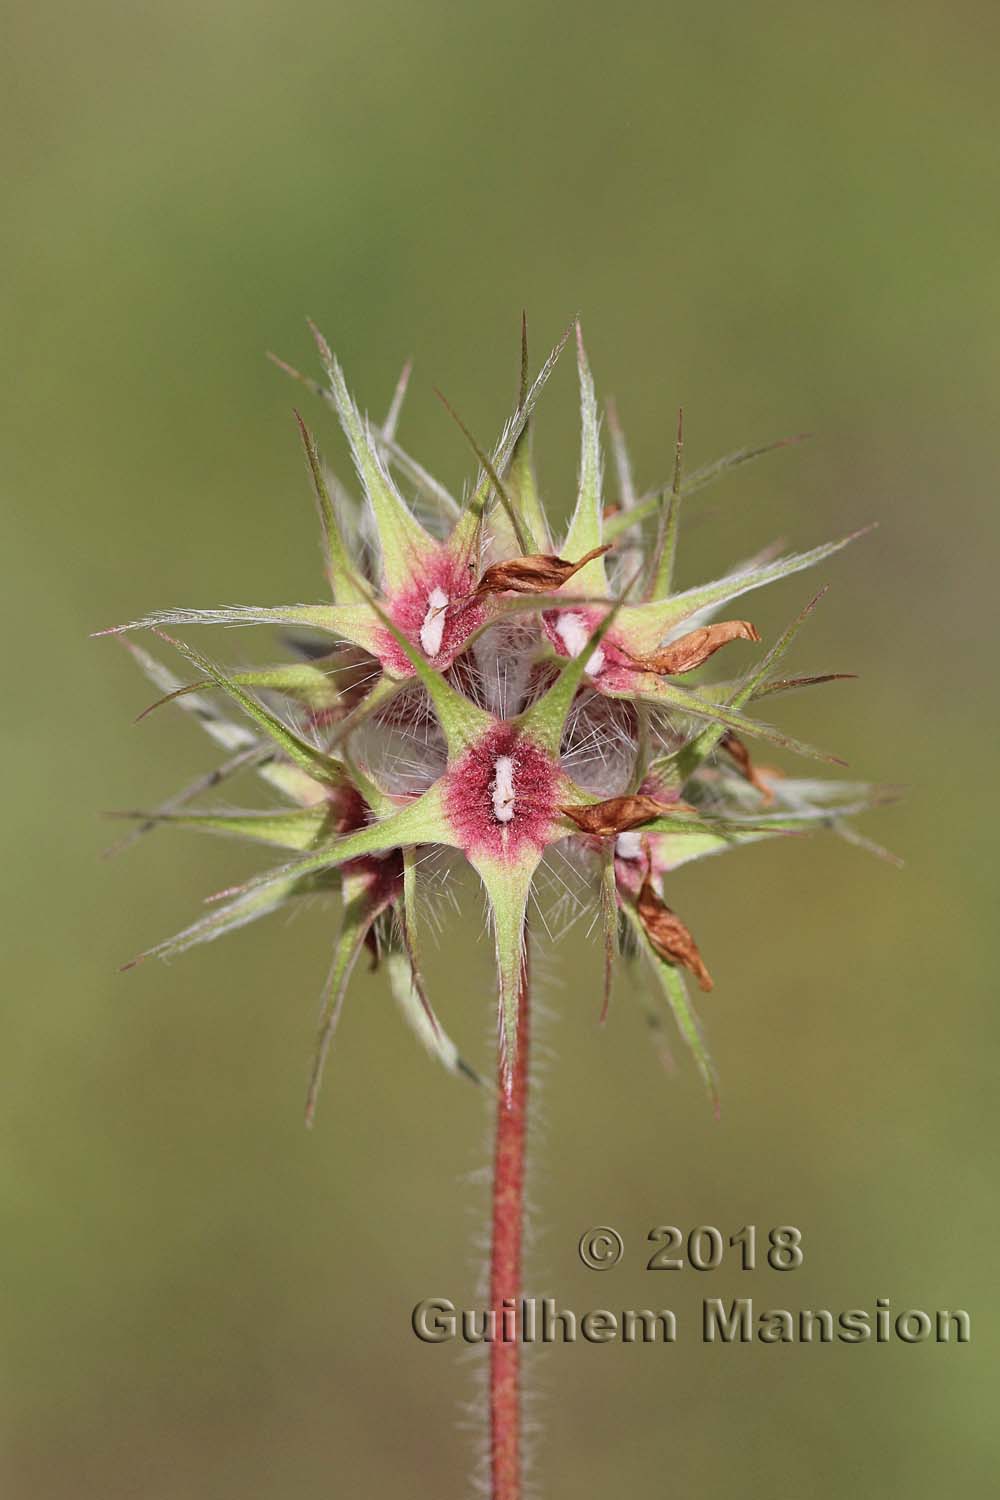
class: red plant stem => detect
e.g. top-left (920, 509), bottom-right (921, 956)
top-left (489, 948), bottom-right (530, 1500)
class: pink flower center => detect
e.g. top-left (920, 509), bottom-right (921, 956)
top-left (542, 607), bottom-right (634, 687)
top-left (443, 725), bottom-right (560, 862)
top-left (377, 552), bottom-right (487, 674)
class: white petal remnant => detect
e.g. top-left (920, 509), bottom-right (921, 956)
top-left (555, 610), bottom-right (605, 677)
top-left (419, 587), bottom-right (449, 657)
top-left (491, 755), bottom-right (516, 822)
top-left (615, 830), bottom-right (644, 861)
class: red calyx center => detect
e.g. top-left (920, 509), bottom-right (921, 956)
top-left (443, 724), bottom-right (560, 863)
top-left (378, 552), bottom-right (488, 675)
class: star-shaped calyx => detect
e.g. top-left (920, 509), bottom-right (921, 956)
top-left (195, 584), bottom-right (713, 1096)
top-left (534, 329), bottom-right (870, 768)
top-left (96, 323), bottom-right (587, 751)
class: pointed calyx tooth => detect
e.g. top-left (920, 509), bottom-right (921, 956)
top-left (490, 754), bottom-right (516, 822)
top-left (636, 874), bottom-right (714, 992)
top-left (760, 672), bottom-right (857, 697)
top-left (472, 544), bottom-right (611, 598)
top-left (720, 729), bottom-right (781, 806)
top-left (561, 794), bottom-right (692, 837)
top-left (630, 620), bottom-right (761, 676)
top-left (419, 587), bottom-right (450, 657)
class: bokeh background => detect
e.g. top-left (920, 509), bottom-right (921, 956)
top-left (3, 2), bottom-right (997, 1495)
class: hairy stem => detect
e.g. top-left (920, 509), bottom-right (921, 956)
top-left (489, 944), bottom-right (530, 1500)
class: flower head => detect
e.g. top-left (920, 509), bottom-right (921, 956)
top-left (99, 318), bottom-right (892, 1119)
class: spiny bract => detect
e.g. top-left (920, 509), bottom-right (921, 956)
top-left (100, 318), bottom-right (891, 1120)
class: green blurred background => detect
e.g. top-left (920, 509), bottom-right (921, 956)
top-left (3, 1), bottom-right (997, 1494)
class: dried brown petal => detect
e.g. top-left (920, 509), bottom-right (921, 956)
top-left (630, 619), bottom-right (761, 676)
top-left (636, 875), bottom-right (714, 992)
top-left (473, 543), bottom-right (611, 598)
top-left (720, 730), bottom-right (781, 806)
top-left (561, 794), bottom-right (693, 837)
